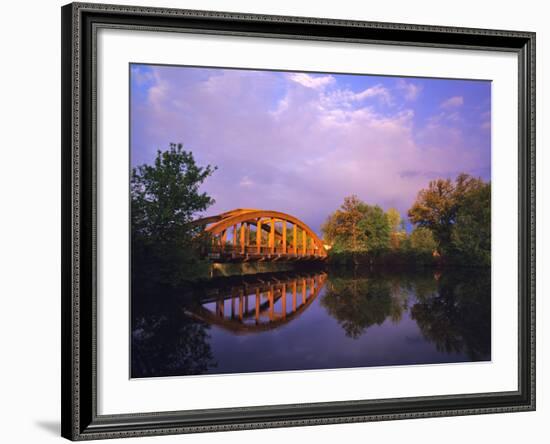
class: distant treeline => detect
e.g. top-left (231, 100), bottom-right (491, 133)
top-left (322, 173), bottom-right (490, 268)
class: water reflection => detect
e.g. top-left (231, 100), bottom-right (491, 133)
top-left (410, 270), bottom-right (491, 360)
top-left (186, 273), bottom-right (327, 334)
top-left (321, 274), bottom-right (395, 338)
top-left (131, 268), bottom-right (490, 377)
top-left (132, 282), bottom-right (216, 378)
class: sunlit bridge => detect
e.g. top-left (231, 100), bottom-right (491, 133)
top-left (193, 209), bottom-right (328, 262)
top-left (185, 272), bottom-right (328, 334)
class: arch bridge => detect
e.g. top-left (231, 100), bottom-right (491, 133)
top-left (193, 209), bottom-right (328, 262)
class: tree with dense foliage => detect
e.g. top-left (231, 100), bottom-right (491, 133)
top-left (321, 196), bottom-right (404, 267)
top-left (131, 143), bottom-right (217, 283)
top-left (322, 195), bottom-right (370, 254)
top-left (360, 204), bottom-right (391, 253)
top-left (408, 173), bottom-right (487, 256)
top-left (409, 227), bottom-right (438, 254)
top-left (450, 181), bottom-right (491, 266)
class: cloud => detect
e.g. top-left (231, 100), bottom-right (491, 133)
top-left (427, 110), bottom-right (462, 128)
top-left (440, 96), bottom-right (464, 109)
top-left (320, 84), bottom-right (392, 109)
top-left (288, 73), bottom-right (335, 89)
top-left (131, 67), bottom-right (490, 233)
top-left (397, 79), bottom-right (422, 101)
top-left (130, 66), bottom-right (155, 86)
top-left (353, 84), bottom-right (392, 104)
top-left (239, 176), bottom-right (254, 187)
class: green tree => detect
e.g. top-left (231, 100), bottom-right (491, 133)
top-left (408, 173), bottom-right (486, 255)
top-left (409, 227), bottom-right (438, 254)
top-left (322, 195), bottom-right (369, 253)
top-left (131, 143), bottom-right (217, 283)
top-left (451, 181), bottom-right (491, 266)
top-left (360, 205), bottom-right (391, 253)
top-left (322, 197), bottom-right (393, 264)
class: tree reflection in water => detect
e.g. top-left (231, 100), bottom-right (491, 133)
top-left (320, 268), bottom-right (490, 361)
top-left (321, 272), bottom-right (394, 338)
top-left (410, 270), bottom-right (491, 360)
top-left (131, 282), bottom-right (217, 378)
top-left (131, 268), bottom-right (490, 378)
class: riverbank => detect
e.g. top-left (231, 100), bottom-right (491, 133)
top-left (326, 251), bottom-right (491, 269)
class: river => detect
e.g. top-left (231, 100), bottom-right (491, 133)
top-left (131, 267), bottom-right (491, 378)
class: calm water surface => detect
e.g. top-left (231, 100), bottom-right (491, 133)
top-left (131, 268), bottom-right (490, 378)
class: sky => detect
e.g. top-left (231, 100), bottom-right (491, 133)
top-left (130, 64), bottom-right (491, 235)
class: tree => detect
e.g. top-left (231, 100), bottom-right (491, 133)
top-left (322, 195), bottom-right (369, 253)
top-left (131, 143), bottom-right (217, 283)
top-left (407, 178), bottom-right (454, 251)
top-left (386, 207), bottom-right (406, 249)
top-left (409, 227), bottom-right (438, 254)
top-left (408, 173), bottom-right (486, 254)
top-left (386, 208), bottom-right (401, 232)
top-left (322, 197), bottom-right (394, 263)
top-left (360, 205), bottom-right (391, 253)
top-left (451, 181), bottom-right (491, 266)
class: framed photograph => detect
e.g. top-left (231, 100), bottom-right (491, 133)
top-left (61, 2), bottom-right (535, 440)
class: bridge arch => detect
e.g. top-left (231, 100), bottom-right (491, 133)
top-left (193, 208), bottom-right (327, 260)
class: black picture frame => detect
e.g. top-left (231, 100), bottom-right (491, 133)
top-left (61, 2), bottom-right (536, 440)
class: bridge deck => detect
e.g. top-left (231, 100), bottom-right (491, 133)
top-left (208, 246), bottom-right (326, 263)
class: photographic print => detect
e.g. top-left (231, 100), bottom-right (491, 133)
top-left (130, 64), bottom-right (492, 379)
top-left (61, 6), bottom-right (535, 438)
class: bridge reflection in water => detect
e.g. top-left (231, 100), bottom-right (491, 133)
top-left (186, 272), bottom-right (327, 334)
top-left (131, 268), bottom-right (491, 378)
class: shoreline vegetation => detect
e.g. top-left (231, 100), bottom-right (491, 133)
top-left (322, 171), bottom-right (490, 269)
top-left (131, 144), bottom-right (490, 285)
